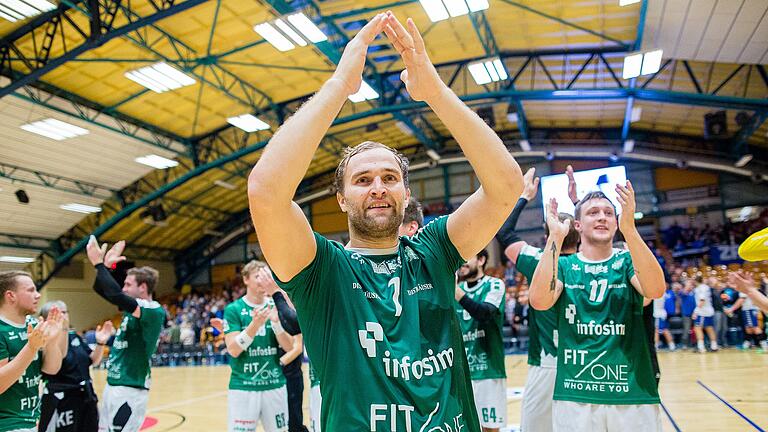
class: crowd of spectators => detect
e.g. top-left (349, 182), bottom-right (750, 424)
top-left (662, 208), bottom-right (768, 256)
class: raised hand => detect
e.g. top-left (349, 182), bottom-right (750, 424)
top-left (331, 13), bottom-right (387, 97)
top-left (86, 235), bottom-right (107, 266)
top-left (615, 180), bottom-right (636, 235)
top-left (42, 307), bottom-right (64, 345)
top-left (210, 318), bottom-right (224, 333)
top-left (566, 165), bottom-right (578, 204)
top-left (27, 318), bottom-right (48, 351)
top-left (521, 167), bottom-right (540, 201)
top-left (383, 12), bottom-right (444, 102)
top-left (104, 240), bottom-right (127, 269)
top-left (256, 267), bottom-right (279, 296)
top-left (728, 270), bottom-right (755, 294)
top-left (250, 305), bottom-right (272, 330)
top-left (545, 198), bottom-right (570, 241)
top-left (96, 320), bottom-right (115, 344)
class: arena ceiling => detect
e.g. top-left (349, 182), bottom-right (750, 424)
top-left (0, 0), bottom-right (766, 283)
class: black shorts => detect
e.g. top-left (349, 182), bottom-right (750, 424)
top-left (39, 385), bottom-right (98, 432)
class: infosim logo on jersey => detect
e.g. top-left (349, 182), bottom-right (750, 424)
top-left (565, 304), bottom-right (625, 336)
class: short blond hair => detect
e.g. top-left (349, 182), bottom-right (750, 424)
top-left (242, 260), bottom-right (268, 279)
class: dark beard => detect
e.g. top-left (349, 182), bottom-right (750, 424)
top-left (457, 267), bottom-right (480, 282)
top-left (348, 207), bottom-right (402, 241)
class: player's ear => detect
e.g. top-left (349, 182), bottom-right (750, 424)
top-left (336, 191), bottom-right (347, 213)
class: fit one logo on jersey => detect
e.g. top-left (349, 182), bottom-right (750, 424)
top-left (562, 304), bottom-right (630, 393)
top-left (358, 321), bottom-right (466, 431)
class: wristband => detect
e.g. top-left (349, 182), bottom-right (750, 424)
top-left (235, 332), bottom-right (254, 350)
top-left (271, 320), bottom-right (285, 336)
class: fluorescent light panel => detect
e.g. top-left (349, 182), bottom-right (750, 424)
top-left (348, 81), bottom-right (379, 103)
top-left (426, 149), bottom-right (441, 161)
top-left (214, 179), bottom-right (237, 190)
top-left (0, 256), bottom-right (35, 263)
top-left (735, 154), bottom-right (753, 168)
top-left (468, 57), bottom-right (507, 85)
top-left (227, 114), bottom-right (270, 132)
top-left (135, 154), bottom-right (179, 169)
top-left (255, 13), bottom-right (326, 52)
top-left (21, 118), bottom-right (89, 140)
top-left (420, 0), bottom-right (488, 22)
top-left (0, 0), bottom-right (54, 22)
top-left (286, 13), bottom-right (327, 43)
top-left (641, 49), bottom-right (663, 75)
top-left (519, 139), bottom-right (531, 152)
top-left (622, 53), bottom-right (642, 79)
top-left (623, 139), bottom-right (635, 153)
top-left (125, 62), bottom-right (195, 93)
top-left (60, 203), bottom-right (102, 214)
top-left (619, 0), bottom-right (641, 5)
top-left (630, 106), bottom-right (642, 123)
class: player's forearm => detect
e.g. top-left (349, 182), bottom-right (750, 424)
top-left (625, 229), bottom-right (665, 299)
top-left (90, 345), bottom-right (105, 365)
top-left (272, 292), bottom-right (301, 335)
top-left (427, 88), bottom-right (523, 201)
top-left (530, 236), bottom-right (564, 310)
top-left (496, 198), bottom-right (528, 249)
top-left (275, 332), bottom-right (294, 353)
top-left (248, 79), bottom-right (349, 206)
top-left (0, 345), bottom-right (37, 393)
top-left (225, 333), bottom-right (244, 358)
top-left (93, 264), bottom-right (139, 314)
top-left (746, 289), bottom-right (768, 313)
top-left (41, 343), bottom-right (65, 375)
top-left (280, 340), bottom-right (303, 365)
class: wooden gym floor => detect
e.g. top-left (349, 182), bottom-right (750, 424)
top-left (91, 349), bottom-right (768, 431)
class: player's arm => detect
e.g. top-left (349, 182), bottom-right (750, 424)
top-left (268, 308), bottom-right (294, 352)
top-left (261, 269), bottom-right (301, 335)
top-left (729, 271), bottom-right (768, 313)
top-left (90, 321), bottom-right (113, 366)
top-left (498, 168), bottom-right (539, 262)
top-left (726, 297), bottom-right (745, 315)
top-left (279, 333), bottom-right (303, 367)
top-left (0, 319), bottom-right (51, 393)
top-left (247, 15), bottom-right (387, 282)
top-left (382, 14), bottom-right (522, 259)
top-left (616, 182), bottom-right (665, 299)
top-left (224, 307), bottom-right (271, 358)
top-left (41, 307), bottom-right (66, 375)
top-left (86, 237), bottom-right (141, 318)
top-left (455, 289), bottom-right (499, 322)
top-left (529, 199), bottom-right (569, 310)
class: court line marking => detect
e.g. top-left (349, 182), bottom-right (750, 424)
top-left (148, 390), bottom-right (228, 413)
top-left (660, 401), bottom-right (682, 432)
top-left (697, 380), bottom-right (766, 432)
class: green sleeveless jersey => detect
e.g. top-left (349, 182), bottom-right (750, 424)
top-left (456, 275), bottom-right (506, 380)
top-left (516, 245), bottom-right (561, 368)
top-left (106, 299), bottom-right (165, 389)
top-left (276, 216), bottom-right (480, 432)
top-left (0, 316), bottom-right (41, 432)
top-left (553, 250), bottom-right (660, 405)
top-left (223, 297), bottom-right (286, 391)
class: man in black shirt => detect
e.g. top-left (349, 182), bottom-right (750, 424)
top-left (38, 301), bottom-right (114, 432)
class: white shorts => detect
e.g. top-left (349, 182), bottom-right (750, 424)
top-left (309, 385), bottom-right (322, 432)
top-left (98, 384), bottom-right (149, 432)
top-left (521, 365), bottom-right (556, 432)
top-left (228, 387), bottom-right (288, 432)
top-left (552, 400), bottom-right (661, 432)
top-left (471, 378), bottom-right (507, 428)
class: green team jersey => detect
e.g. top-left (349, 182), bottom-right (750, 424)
top-left (553, 250), bottom-right (659, 405)
top-left (456, 275), bottom-right (506, 380)
top-left (106, 299), bottom-right (165, 389)
top-left (275, 216), bottom-right (480, 432)
top-left (0, 316), bottom-right (41, 432)
top-left (223, 297), bottom-right (285, 391)
top-left (515, 245), bottom-right (561, 368)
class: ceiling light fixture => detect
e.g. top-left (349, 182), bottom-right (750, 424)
top-left (0, 0), bottom-right (55, 22)
top-left (59, 203), bottom-right (102, 214)
top-left (20, 118), bottom-right (89, 140)
top-left (623, 50), bottom-right (663, 79)
top-left (125, 62), bottom-right (196, 93)
top-left (419, 0), bottom-right (489, 22)
top-left (348, 81), bottom-right (379, 103)
top-left (0, 256), bottom-right (35, 263)
top-left (135, 154), bottom-right (179, 169)
top-left (468, 57), bottom-right (507, 85)
top-left (255, 12), bottom-right (327, 52)
top-left (227, 114), bottom-right (270, 132)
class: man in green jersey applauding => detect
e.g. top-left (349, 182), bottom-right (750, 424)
top-left (495, 167), bottom-right (579, 432)
top-left (247, 10), bottom-right (523, 431)
top-left (455, 250), bottom-right (506, 431)
top-left (0, 271), bottom-right (66, 432)
top-left (529, 184), bottom-right (665, 431)
top-left (223, 260), bottom-right (295, 432)
top-left (86, 237), bottom-right (166, 432)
